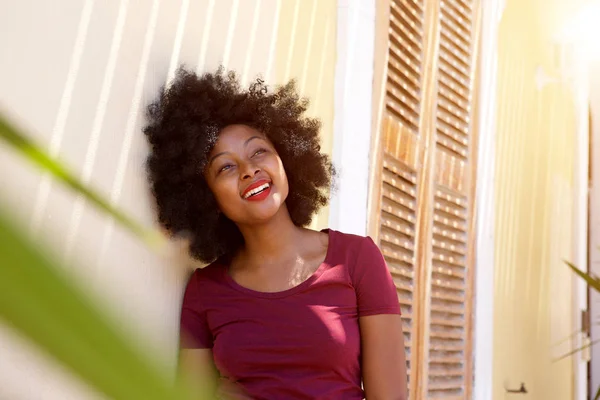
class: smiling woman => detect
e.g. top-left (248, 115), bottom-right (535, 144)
top-left (144, 67), bottom-right (333, 263)
top-left (143, 67), bottom-right (407, 399)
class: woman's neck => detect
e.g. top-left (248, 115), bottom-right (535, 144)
top-left (236, 205), bottom-right (305, 265)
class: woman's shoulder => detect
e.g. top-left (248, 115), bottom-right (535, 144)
top-left (326, 229), bottom-right (381, 260)
top-left (182, 259), bottom-right (233, 305)
top-left (188, 259), bottom-right (228, 286)
top-left (327, 228), bottom-right (377, 248)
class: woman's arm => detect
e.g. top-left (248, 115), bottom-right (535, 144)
top-left (360, 314), bottom-right (408, 400)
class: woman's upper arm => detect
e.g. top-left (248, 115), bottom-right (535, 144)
top-left (351, 237), bottom-right (407, 398)
top-left (360, 314), bottom-right (408, 400)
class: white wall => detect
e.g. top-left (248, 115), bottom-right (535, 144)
top-left (0, 1), bottom-right (280, 398)
top-left (329, 0), bottom-right (375, 236)
top-left (473, 1), bottom-right (504, 398)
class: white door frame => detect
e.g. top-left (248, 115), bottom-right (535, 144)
top-left (328, 0), bottom-right (376, 237)
top-left (473, 1), bottom-right (505, 398)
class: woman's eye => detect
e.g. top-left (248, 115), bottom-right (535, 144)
top-left (218, 164), bottom-right (233, 173)
top-left (252, 148), bottom-right (266, 157)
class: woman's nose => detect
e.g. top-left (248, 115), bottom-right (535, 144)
top-left (241, 163), bottom-right (261, 180)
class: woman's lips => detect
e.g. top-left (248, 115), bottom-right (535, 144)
top-left (241, 179), bottom-right (272, 200)
top-left (245, 185), bottom-right (272, 202)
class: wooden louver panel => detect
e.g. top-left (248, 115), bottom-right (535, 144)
top-left (427, 186), bottom-right (469, 398)
top-left (379, 0), bottom-right (426, 397)
top-left (372, 0), bottom-right (481, 398)
top-left (425, 0), bottom-right (479, 398)
top-left (435, 0), bottom-right (474, 161)
top-left (386, 0), bottom-right (424, 135)
top-left (379, 153), bottom-right (418, 381)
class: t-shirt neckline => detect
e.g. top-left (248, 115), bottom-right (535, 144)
top-left (221, 229), bottom-right (335, 299)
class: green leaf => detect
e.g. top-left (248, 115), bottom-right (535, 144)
top-left (595, 384), bottom-right (600, 400)
top-left (0, 208), bottom-right (205, 400)
top-left (0, 113), bottom-right (164, 249)
top-left (564, 260), bottom-right (600, 293)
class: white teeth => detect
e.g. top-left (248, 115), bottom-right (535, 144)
top-left (243, 183), bottom-right (270, 199)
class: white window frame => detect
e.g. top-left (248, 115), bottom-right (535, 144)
top-left (329, 0), bottom-right (376, 237)
top-left (472, 1), bottom-right (504, 398)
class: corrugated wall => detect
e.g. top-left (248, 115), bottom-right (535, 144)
top-left (493, 1), bottom-right (579, 398)
top-left (0, 1), bottom-right (337, 398)
top-left (274, 0), bottom-right (337, 229)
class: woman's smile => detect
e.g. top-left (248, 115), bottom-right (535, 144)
top-left (242, 179), bottom-right (272, 201)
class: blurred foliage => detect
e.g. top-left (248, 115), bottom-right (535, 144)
top-left (0, 210), bottom-right (197, 400)
top-left (0, 113), bottom-right (206, 399)
top-left (0, 114), bottom-right (164, 249)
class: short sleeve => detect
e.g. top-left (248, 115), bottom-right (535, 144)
top-left (351, 237), bottom-right (401, 317)
top-left (180, 271), bottom-right (213, 349)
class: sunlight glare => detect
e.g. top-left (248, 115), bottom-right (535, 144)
top-left (559, 2), bottom-right (600, 60)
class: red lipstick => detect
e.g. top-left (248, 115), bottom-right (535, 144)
top-left (241, 179), bottom-right (272, 201)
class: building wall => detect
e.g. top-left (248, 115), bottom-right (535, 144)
top-left (492, 0), bottom-right (581, 398)
top-left (274, 0), bottom-right (337, 229)
top-left (0, 1), bottom-right (337, 398)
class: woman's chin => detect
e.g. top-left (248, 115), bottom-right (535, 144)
top-left (236, 201), bottom-right (287, 226)
top-left (246, 208), bottom-right (283, 225)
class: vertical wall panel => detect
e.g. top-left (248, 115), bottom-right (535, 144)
top-left (0, 1), bottom-right (337, 398)
top-left (492, 0), bottom-right (581, 398)
top-left (274, 0), bottom-right (337, 230)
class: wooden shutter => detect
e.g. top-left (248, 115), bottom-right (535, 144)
top-left (422, 1), bottom-right (480, 398)
top-left (373, 0), bottom-right (427, 397)
top-left (369, 0), bottom-right (481, 399)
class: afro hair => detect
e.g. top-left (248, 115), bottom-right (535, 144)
top-left (143, 67), bottom-right (334, 263)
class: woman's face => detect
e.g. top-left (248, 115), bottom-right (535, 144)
top-left (204, 124), bottom-right (289, 225)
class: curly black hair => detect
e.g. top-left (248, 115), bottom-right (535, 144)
top-left (143, 67), bottom-right (334, 263)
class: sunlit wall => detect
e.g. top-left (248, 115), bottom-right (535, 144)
top-left (492, 0), bottom-right (584, 398)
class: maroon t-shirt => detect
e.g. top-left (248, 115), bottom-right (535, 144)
top-left (180, 229), bottom-right (401, 399)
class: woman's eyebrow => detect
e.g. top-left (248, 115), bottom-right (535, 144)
top-left (244, 136), bottom-right (264, 146)
top-left (208, 151), bottom-right (229, 166)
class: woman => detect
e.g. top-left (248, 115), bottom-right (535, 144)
top-left (144, 67), bottom-right (407, 399)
